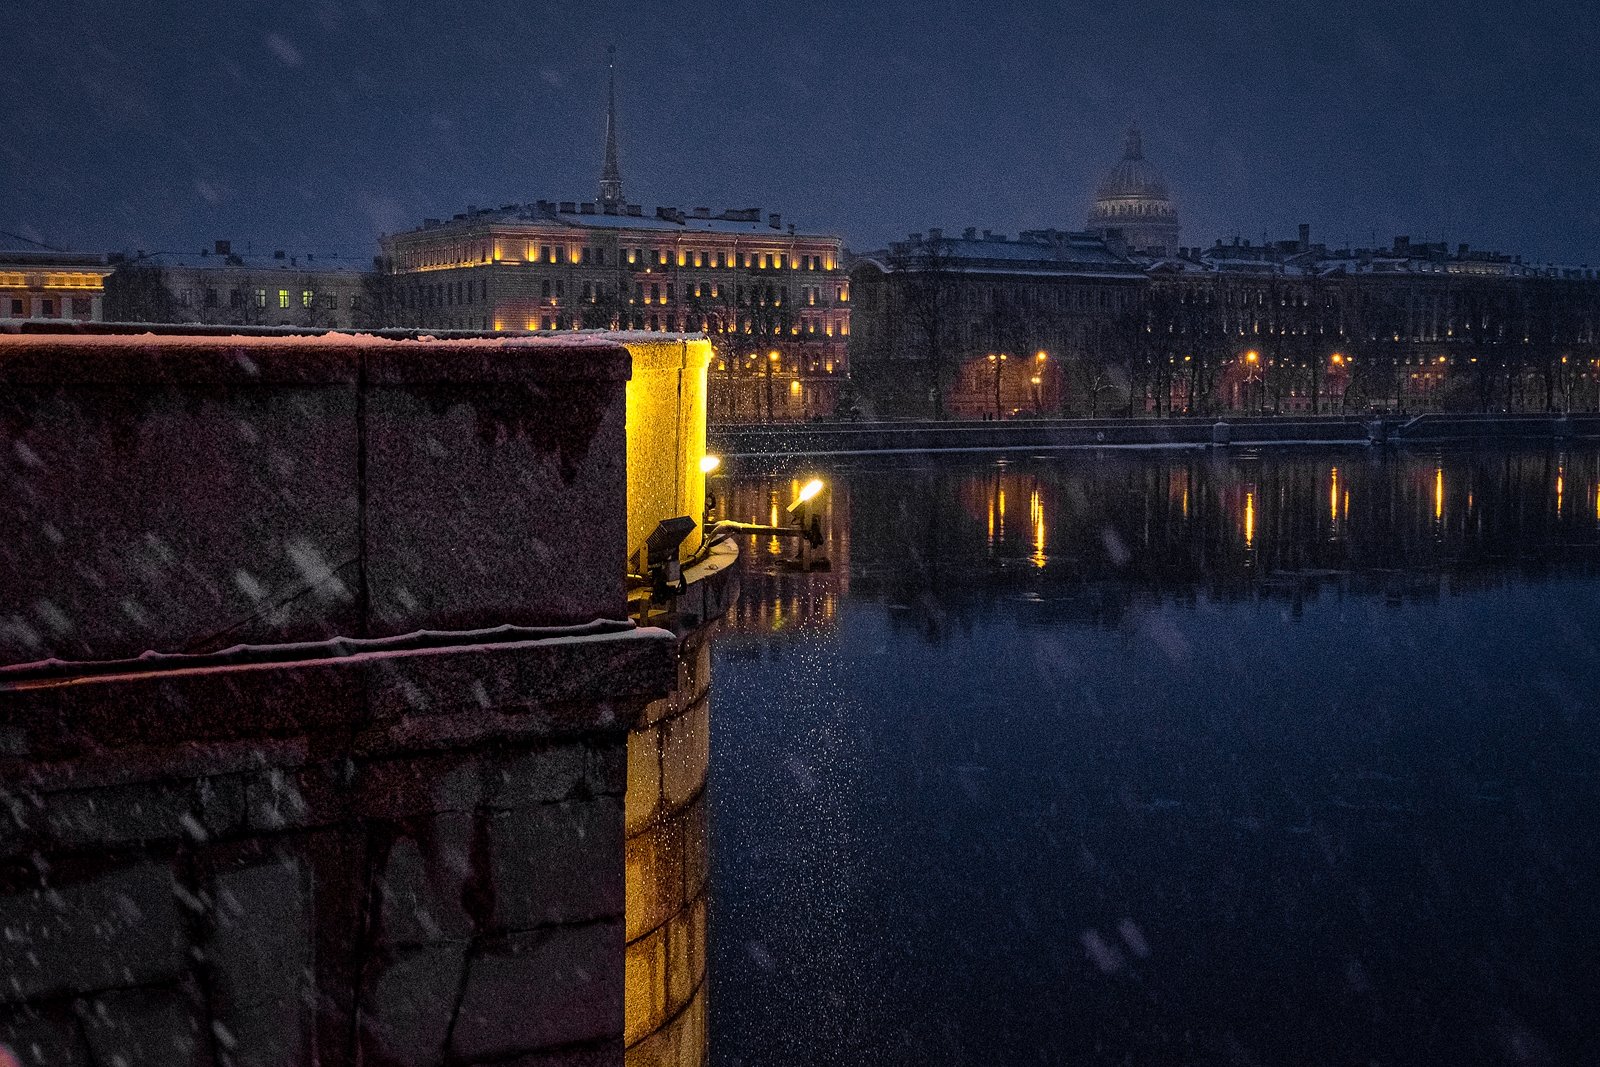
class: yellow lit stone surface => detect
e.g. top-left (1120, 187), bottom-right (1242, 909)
top-left (625, 819), bottom-right (682, 942)
top-left (624, 337), bottom-right (711, 562)
top-left (624, 925), bottom-right (667, 1046)
top-left (662, 697), bottom-right (709, 809)
top-left (624, 983), bottom-right (707, 1067)
top-left (625, 627), bottom-right (713, 1064)
top-left (626, 724), bottom-right (662, 835)
top-left (667, 905), bottom-right (693, 1014)
top-left (690, 895), bottom-right (707, 986)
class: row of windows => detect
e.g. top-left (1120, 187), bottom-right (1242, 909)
top-left (178, 288), bottom-right (352, 310)
top-left (399, 241), bottom-right (839, 273)
top-left (404, 310), bottom-right (850, 338)
top-left (5, 296), bottom-right (94, 318)
top-left (405, 279), bottom-right (488, 309)
top-left (958, 284), bottom-right (1129, 313)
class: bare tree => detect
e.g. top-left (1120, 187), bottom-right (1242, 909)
top-left (886, 235), bottom-right (960, 418)
top-left (103, 261), bottom-right (178, 322)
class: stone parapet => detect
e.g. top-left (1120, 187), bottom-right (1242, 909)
top-left (0, 333), bottom-right (632, 666)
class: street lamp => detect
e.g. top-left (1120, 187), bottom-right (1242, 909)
top-left (1243, 350), bottom-right (1261, 413)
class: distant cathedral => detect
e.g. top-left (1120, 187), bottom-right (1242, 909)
top-left (1085, 126), bottom-right (1180, 256)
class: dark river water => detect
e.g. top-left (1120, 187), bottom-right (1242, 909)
top-left (705, 444), bottom-right (1600, 1066)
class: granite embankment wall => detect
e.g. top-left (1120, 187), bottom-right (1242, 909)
top-left (711, 413), bottom-right (1600, 457)
top-left (622, 631), bottom-right (713, 1067)
top-left (0, 334), bottom-right (685, 1067)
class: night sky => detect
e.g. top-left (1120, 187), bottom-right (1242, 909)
top-left (4, 0), bottom-right (1599, 263)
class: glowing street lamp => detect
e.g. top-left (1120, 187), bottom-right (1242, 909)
top-left (786, 477), bottom-right (829, 570)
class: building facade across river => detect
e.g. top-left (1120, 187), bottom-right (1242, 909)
top-left (376, 201), bottom-right (850, 422)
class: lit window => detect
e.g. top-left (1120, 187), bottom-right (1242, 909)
top-left (301, 290), bottom-right (314, 308)
top-left (256, 289), bottom-right (266, 307)
top-left (278, 290), bottom-right (290, 309)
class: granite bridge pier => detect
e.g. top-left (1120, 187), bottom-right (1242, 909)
top-left (0, 331), bottom-right (729, 1066)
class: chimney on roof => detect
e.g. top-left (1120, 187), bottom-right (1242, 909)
top-left (580, 202), bottom-right (595, 214)
top-left (1298, 223), bottom-right (1310, 251)
top-left (1394, 235), bottom-right (1410, 254)
top-left (273, 250), bottom-right (285, 259)
top-left (214, 240), bottom-right (230, 255)
top-left (768, 213), bottom-right (781, 229)
top-left (1458, 243), bottom-right (1470, 258)
top-left (928, 227), bottom-right (942, 241)
top-left (560, 201), bottom-right (576, 213)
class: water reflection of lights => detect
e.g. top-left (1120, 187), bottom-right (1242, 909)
top-left (1244, 490), bottom-right (1256, 548)
top-left (1556, 466), bottom-right (1564, 513)
top-left (1329, 467), bottom-right (1339, 529)
top-left (1030, 486), bottom-right (1046, 568)
top-left (1434, 467), bottom-right (1444, 521)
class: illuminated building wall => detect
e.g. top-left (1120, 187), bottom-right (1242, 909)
top-left (625, 337), bottom-right (711, 561)
top-left (378, 202), bottom-right (849, 422)
top-left (0, 239), bottom-right (110, 322)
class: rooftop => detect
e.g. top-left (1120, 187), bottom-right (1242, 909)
top-left (390, 201), bottom-right (839, 242)
top-left (116, 247), bottom-right (373, 274)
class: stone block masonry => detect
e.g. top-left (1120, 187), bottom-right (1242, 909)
top-left (0, 332), bottom-right (694, 1067)
top-left (623, 630), bottom-right (713, 1067)
top-left (0, 625), bottom-right (675, 1067)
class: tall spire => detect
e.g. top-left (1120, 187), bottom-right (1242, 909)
top-left (1123, 124), bottom-right (1144, 161)
top-left (599, 46), bottom-right (623, 206)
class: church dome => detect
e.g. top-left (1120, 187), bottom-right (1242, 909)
top-left (1086, 126), bottom-right (1180, 254)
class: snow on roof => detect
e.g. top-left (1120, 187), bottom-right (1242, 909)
top-left (393, 202), bottom-right (837, 242)
top-left (130, 250), bottom-right (372, 273)
top-left (0, 234), bottom-right (107, 265)
top-left (548, 210), bottom-right (832, 239)
top-left (865, 233), bottom-right (1141, 277)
